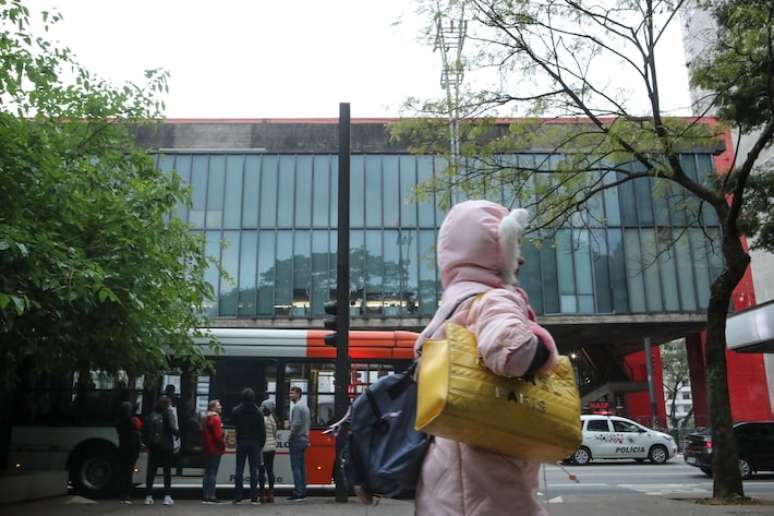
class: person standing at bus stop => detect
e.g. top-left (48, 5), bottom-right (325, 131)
top-left (231, 388), bottom-right (265, 505)
top-left (259, 399), bottom-right (278, 503)
top-left (201, 399), bottom-right (225, 504)
top-left (288, 386), bottom-right (310, 502)
top-left (144, 396), bottom-right (180, 506)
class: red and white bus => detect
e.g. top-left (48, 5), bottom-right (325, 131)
top-left (9, 328), bottom-right (418, 496)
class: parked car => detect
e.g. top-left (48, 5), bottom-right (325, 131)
top-left (570, 415), bottom-right (677, 465)
top-left (684, 421), bottom-right (774, 479)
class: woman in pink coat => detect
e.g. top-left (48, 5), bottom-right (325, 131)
top-left (414, 200), bottom-right (559, 516)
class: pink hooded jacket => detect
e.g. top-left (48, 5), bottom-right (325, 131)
top-left (414, 200), bottom-right (559, 516)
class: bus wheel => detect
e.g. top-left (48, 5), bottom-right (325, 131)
top-left (71, 445), bottom-right (119, 497)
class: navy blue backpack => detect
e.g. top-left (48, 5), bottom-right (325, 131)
top-left (343, 366), bottom-right (429, 499)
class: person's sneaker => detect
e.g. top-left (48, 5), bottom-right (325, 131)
top-left (250, 499), bottom-right (260, 505)
top-left (163, 495), bottom-right (174, 506)
top-left (288, 496), bottom-right (305, 502)
top-left (209, 498), bottom-right (222, 504)
top-left (231, 498), bottom-right (243, 505)
top-left (201, 499), bottom-right (211, 504)
top-left (144, 496), bottom-right (154, 505)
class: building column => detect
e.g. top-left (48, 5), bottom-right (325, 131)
top-left (685, 334), bottom-right (709, 428)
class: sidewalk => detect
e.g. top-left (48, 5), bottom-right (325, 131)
top-left (2, 495), bottom-right (773, 516)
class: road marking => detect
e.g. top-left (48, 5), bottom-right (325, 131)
top-left (617, 483), bottom-right (711, 496)
top-left (548, 496), bottom-right (564, 504)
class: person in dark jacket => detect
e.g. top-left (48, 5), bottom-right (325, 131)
top-left (144, 395), bottom-right (180, 506)
top-left (231, 388), bottom-right (266, 504)
top-left (116, 401), bottom-right (142, 503)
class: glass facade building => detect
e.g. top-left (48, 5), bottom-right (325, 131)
top-left (157, 152), bottom-right (722, 321)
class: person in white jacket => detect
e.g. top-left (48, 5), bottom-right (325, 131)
top-left (259, 399), bottom-right (278, 503)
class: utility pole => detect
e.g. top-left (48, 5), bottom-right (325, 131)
top-left (434, 1), bottom-right (467, 172)
top-left (333, 102), bottom-right (351, 503)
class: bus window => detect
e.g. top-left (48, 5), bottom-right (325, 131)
top-left (282, 362), bottom-right (336, 428)
top-left (349, 363), bottom-right (397, 398)
top-left (211, 358), bottom-right (277, 425)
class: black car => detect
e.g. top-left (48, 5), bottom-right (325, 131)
top-left (684, 421), bottom-right (774, 479)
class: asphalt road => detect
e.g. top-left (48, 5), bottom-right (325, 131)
top-left (538, 458), bottom-right (774, 501)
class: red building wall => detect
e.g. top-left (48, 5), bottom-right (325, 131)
top-left (623, 349), bottom-right (668, 428)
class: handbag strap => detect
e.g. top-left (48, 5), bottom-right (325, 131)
top-left (416, 292), bottom-right (485, 358)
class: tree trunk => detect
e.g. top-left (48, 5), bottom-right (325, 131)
top-left (705, 234), bottom-right (749, 499)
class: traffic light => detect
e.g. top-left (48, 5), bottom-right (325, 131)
top-left (324, 300), bottom-right (338, 347)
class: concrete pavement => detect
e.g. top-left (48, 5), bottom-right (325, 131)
top-left (2, 494), bottom-right (774, 516)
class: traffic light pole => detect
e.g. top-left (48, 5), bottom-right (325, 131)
top-left (334, 102), bottom-right (351, 503)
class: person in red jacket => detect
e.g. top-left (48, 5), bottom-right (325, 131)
top-left (201, 399), bottom-right (225, 504)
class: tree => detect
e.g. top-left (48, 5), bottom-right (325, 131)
top-left (394, 0), bottom-right (774, 500)
top-left (0, 1), bottom-right (216, 390)
top-left (661, 339), bottom-right (693, 429)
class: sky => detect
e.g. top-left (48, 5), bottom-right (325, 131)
top-left (33, 0), bottom-right (693, 119)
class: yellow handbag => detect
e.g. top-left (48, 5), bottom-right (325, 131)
top-left (416, 322), bottom-right (582, 462)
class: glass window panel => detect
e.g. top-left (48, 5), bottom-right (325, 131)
top-left (556, 230), bottom-right (576, 313)
top-left (383, 156), bottom-right (400, 227)
top-left (293, 230), bottom-right (311, 317)
top-left (696, 154), bottom-right (719, 226)
top-left (618, 167), bottom-right (638, 225)
top-left (640, 229), bottom-right (663, 311)
top-left (519, 240), bottom-right (543, 315)
top-left (656, 228), bottom-right (680, 311)
top-left (540, 237), bottom-right (561, 313)
top-left (434, 156), bottom-right (449, 224)
top-left (590, 230), bottom-right (611, 313)
top-left (653, 178), bottom-right (671, 226)
top-left (624, 229), bottom-right (647, 312)
top-left (277, 157), bottom-right (295, 227)
top-left (206, 155), bottom-right (226, 229)
top-left (311, 231), bottom-right (329, 316)
top-left (351, 155), bottom-right (365, 228)
top-left (573, 230), bottom-right (593, 296)
top-left (203, 230), bottom-right (221, 316)
top-left (400, 229), bottom-right (419, 316)
top-left (238, 231), bottom-right (258, 316)
top-left (417, 157), bottom-right (435, 227)
top-left (312, 156), bottom-right (330, 228)
top-left (634, 176), bottom-right (654, 225)
top-left (608, 229), bottom-right (629, 313)
top-left (674, 231), bottom-right (698, 310)
top-left (560, 295), bottom-right (577, 313)
top-left (329, 229), bottom-right (337, 301)
top-left (399, 156), bottom-right (418, 227)
top-left (274, 231), bottom-right (293, 316)
top-left (260, 156), bottom-right (278, 227)
top-left (418, 229), bottom-right (438, 316)
top-left (190, 155), bottom-right (208, 228)
top-left (173, 154), bottom-right (192, 223)
top-left (224, 155), bottom-right (244, 229)
top-left (295, 156), bottom-right (313, 228)
top-left (689, 229), bottom-right (711, 309)
top-left (257, 231), bottom-right (276, 316)
top-left (242, 156), bottom-right (260, 228)
top-left (158, 154), bottom-right (175, 173)
top-left (365, 230), bottom-right (383, 315)
top-left (350, 230), bottom-right (365, 316)
top-left (587, 170), bottom-right (605, 226)
top-left (282, 362), bottom-right (336, 427)
top-left (602, 170), bottom-right (621, 226)
top-left (578, 295), bottom-right (594, 313)
top-left (679, 154), bottom-right (702, 224)
top-left (383, 230), bottom-right (401, 315)
top-left (365, 156), bottom-right (383, 228)
top-left (330, 157), bottom-right (339, 229)
top-left (219, 230), bottom-right (240, 316)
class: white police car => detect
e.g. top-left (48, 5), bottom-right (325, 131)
top-left (570, 415), bottom-right (677, 465)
